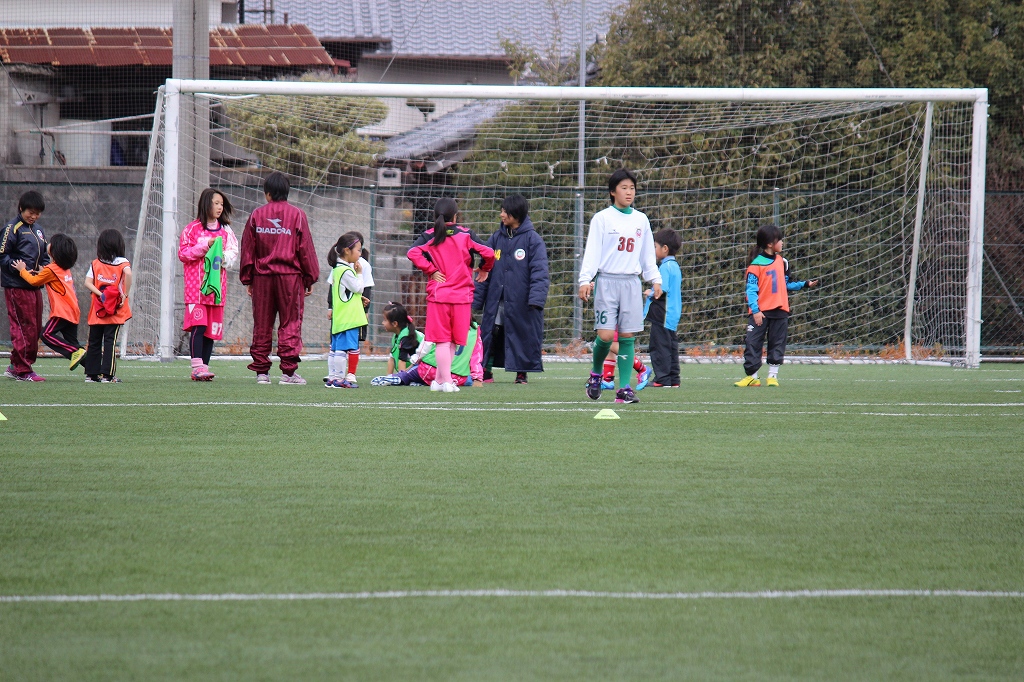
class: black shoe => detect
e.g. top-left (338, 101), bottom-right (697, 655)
top-left (585, 372), bottom-right (603, 400)
top-left (483, 370), bottom-right (493, 382)
top-left (515, 372), bottom-right (528, 384)
top-left (615, 387), bottom-right (640, 404)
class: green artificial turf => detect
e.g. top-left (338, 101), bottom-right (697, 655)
top-left (1, 358), bottom-right (1022, 679)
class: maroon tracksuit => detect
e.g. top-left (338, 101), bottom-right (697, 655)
top-left (239, 200), bottom-right (319, 375)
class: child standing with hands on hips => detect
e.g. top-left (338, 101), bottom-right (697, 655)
top-left (178, 188), bottom-right (239, 381)
top-left (407, 198), bottom-right (495, 393)
top-left (83, 229), bottom-right (132, 383)
top-left (325, 232), bottom-right (366, 388)
top-left (735, 224), bottom-right (817, 387)
top-left (13, 233), bottom-right (85, 373)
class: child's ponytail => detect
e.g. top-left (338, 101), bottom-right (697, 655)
top-left (328, 232), bottom-right (362, 268)
top-left (431, 197), bottom-right (459, 247)
top-left (383, 301), bottom-right (416, 340)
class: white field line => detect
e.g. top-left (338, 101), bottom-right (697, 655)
top-left (2, 402), bottom-right (1022, 418)
top-left (2, 589), bottom-right (1022, 604)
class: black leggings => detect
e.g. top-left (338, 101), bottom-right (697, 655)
top-left (190, 326), bottom-right (215, 364)
top-left (84, 324), bottom-right (120, 377)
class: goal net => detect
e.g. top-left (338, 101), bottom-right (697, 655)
top-left (124, 80), bottom-right (987, 366)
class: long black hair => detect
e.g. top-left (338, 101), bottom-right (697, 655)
top-left (431, 197), bottom-right (459, 247)
top-left (382, 301), bottom-right (417, 341)
top-left (750, 224), bottom-right (783, 263)
top-left (327, 231), bottom-right (363, 268)
top-left (196, 188), bottom-right (233, 226)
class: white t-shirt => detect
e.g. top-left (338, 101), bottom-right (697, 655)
top-left (578, 205), bottom-right (660, 284)
top-left (86, 257), bottom-right (129, 279)
top-left (358, 257), bottom-right (374, 288)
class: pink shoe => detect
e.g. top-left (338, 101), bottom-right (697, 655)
top-left (17, 371), bottom-right (45, 382)
top-left (191, 366), bottom-right (215, 381)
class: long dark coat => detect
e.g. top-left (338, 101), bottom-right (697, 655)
top-left (473, 217), bottom-right (550, 373)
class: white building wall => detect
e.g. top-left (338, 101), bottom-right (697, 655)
top-left (0, 0), bottom-right (236, 28)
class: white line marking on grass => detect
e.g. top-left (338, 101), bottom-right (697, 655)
top-left (3, 401), bottom-right (1023, 418)
top-left (2, 589), bottom-right (1022, 604)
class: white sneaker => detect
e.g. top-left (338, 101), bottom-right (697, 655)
top-left (279, 373), bottom-right (306, 385)
top-left (256, 373), bottom-right (271, 384)
top-left (441, 382), bottom-right (460, 393)
top-left (430, 381), bottom-right (443, 391)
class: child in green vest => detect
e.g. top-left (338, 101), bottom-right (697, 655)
top-left (370, 322), bottom-right (483, 387)
top-left (325, 232), bottom-right (366, 388)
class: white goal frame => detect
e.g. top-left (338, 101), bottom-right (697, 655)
top-left (152, 79), bottom-right (988, 366)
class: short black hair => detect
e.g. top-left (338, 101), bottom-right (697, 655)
top-left (264, 172), bottom-right (290, 202)
top-left (501, 194), bottom-right (529, 224)
top-left (48, 233), bottom-right (78, 269)
top-left (607, 168), bottom-right (637, 197)
top-left (97, 228), bottom-right (126, 262)
top-left (18, 190), bottom-right (45, 213)
top-left (654, 228), bottom-right (682, 256)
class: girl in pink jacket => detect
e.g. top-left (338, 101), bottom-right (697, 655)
top-left (178, 188), bottom-right (239, 381)
top-left (407, 198), bottom-right (494, 393)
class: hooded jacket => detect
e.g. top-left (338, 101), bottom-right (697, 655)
top-left (473, 216), bottom-right (550, 373)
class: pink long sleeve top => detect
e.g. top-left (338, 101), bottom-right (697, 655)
top-left (178, 219), bottom-right (239, 306)
top-left (407, 229), bottom-right (495, 304)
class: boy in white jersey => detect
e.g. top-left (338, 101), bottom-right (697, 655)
top-left (579, 168), bottom-right (662, 404)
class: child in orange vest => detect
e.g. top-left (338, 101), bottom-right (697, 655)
top-left (735, 224), bottom-right (817, 387)
top-left (12, 233), bottom-right (85, 373)
top-left (83, 229), bottom-right (132, 383)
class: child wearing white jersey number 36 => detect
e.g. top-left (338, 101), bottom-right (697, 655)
top-left (578, 168), bottom-right (663, 404)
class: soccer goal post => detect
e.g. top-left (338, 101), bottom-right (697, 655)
top-left (125, 79), bottom-right (987, 366)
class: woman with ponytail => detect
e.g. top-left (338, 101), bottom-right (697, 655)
top-left (407, 198), bottom-right (495, 393)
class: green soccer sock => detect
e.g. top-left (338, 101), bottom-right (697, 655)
top-left (616, 336), bottom-right (635, 389)
top-left (591, 337), bottom-right (613, 374)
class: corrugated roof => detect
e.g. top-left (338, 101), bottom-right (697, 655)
top-left (0, 24), bottom-right (341, 68)
top-left (383, 99), bottom-right (509, 161)
top-left (274, 0), bottom-right (627, 57)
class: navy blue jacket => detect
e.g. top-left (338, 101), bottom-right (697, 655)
top-left (473, 217), bottom-right (550, 372)
top-left (0, 216), bottom-right (49, 290)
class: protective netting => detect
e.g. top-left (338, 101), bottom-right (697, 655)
top-left (124, 88), bottom-right (977, 360)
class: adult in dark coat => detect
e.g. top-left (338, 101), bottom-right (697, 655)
top-left (473, 195), bottom-right (550, 382)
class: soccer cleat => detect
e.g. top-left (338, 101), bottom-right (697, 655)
top-left (17, 371), bottom-right (45, 382)
top-left (766, 377), bottom-right (780, 387)
top-left (601, 379), bottom-right (615, 390)
top-left (635, 365), bottom-right (652, 391)
top-left (371, 374), bottom-right (403, 386)
top-left (734, 375), bottom-right (761, 387)
top-left (256, 373), bottom-right (271, 384)
top-left (191, 366), bottom-right (215, 382)
top-left (585, 372), bottom-right (603, 400)
top-left (615, 387), bottom-right (640, 404)
top-left (279, 373), bottom-right (306, 385)
top-left (515, 372), bottom-right (528, 384)
top-left (85, 375), bottom-right (102, 383)
top-left (69, 348), bottom-right (86, 371)
top-left (324, 378), bottom-right (346, 388)
top-left (346, 373), bottom-right (359, 388)
top-left (102, 376), bottom-right (122, 383)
